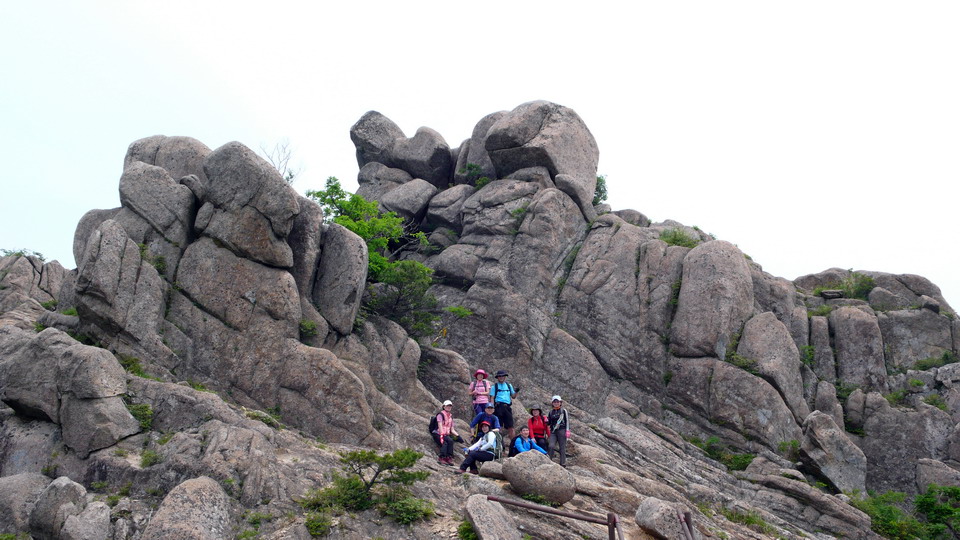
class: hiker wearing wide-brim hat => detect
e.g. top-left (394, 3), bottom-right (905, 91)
top-left (489, 370), bottom-right (518, 441)
top-left (469, 369), bottom-right (491, 417)
top-left (547, 395), bottom-right (570, 467)
top-left (527, 405), bottom-right (550, 454)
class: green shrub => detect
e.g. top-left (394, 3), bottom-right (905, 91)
top-left (778, 439), bottom-right (800, 462)
top-left (915, 484), bottom-right (960, 536)
top-left (718, 507), bottom-right (776, 534)
top-left (689, 436), bottom-right (755, 471)
top-left (849, 491), bottom-right (932, 539)
top-left (660, 228), bottom-right (699, 248)
top-left (380, 495), bottom-right (435, 524)
top-left (885, 390), bottom-right (908, 407)
top-left (245, 511), bottom-right (274, 529)
top-left (90, 480), bottom-right (109, 492)
top-left (923, 394), bottom-right (948, 411)
top-left (61, 307), bottom-right (78, 316)
top-left (235, 530), bottom-right (258, 540)
top-left (593, 174), bottom-right (608, 206)
top-left (140, 449), bottom-right (162, 467)
top-left (813, 270), bottom-right (875, 300)
top-left (725, 353), bottom-right (759, 376)
top-left (299, 319), bottom-right (319, 340)
top-left (34, 322), bottom-right (47, 333)
top-left (106, 494), bottom-right (121, 507)
top-left (443, 306), bottom-right (473, 319)
top-left (457, 519), bottom-right (480, 540)
top-left (246, 410), bottom-right (282, 429)
top-left (1, 248), bottom-right (45, 261)
top-left (914, 351), bottom-right (958, 371)
top-left (125, 402), bottom-right (153, 430)
top-left (474, 176), bottom-right (492, 190)
top-left (157, 432), bottom-right (174, 445)
top-left (364, 260), bottom-right (439, 338)
top-left (800, 345), bottom-right (815, 367)
top-left (304, 511), bottom-right (332, 537)
top-left (909, 378), bottom-right (926, 387)
top-left (808, 305), bottom-right (833, 317)
top-left (40, 299), bottom-right (57, 310)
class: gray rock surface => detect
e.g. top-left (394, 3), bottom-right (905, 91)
top-left (425, 184), bottom-right (475, 232)
top-left (635, 496), bottom-right (701, 540)
top-left (351, 111), bottom-right (407, 168)
top-left (736, 311), bottom-right (810, 422)
top-left (878, 309), bottom-right (953, 373)
top-left (391, 127), bottom-right (453, 188)
top-left (464, 493), bottom-right (521, 540)
top-left (29, 476), bottom-right (86, 540)
top-left (60, 501), bottom-right (110, 540)
top-left (814, 380), bottom-right (845, 429)
top-left (671, 241), bottom-right (755, 359)
top-left (801, 411), bottom-right (866, 493)
top-left (485, 101), bottom-right (599, 191)
top-left (831, 307), bottom-right (888, 393)
top-left (379, 177), bottom-right (438, 221)
top-left (453, 111), bottom-right (505, 185)
top-left (200, 141), bottom-right (300, 267)
top-left (356, 161), bottom-right (412, 202)
top-left (140, 477), bottom-right (231, 540)
top-left (287, 195), bottom-right (325, 301)
top-left (0, 473), bottom-right (50, 533)
top-left (810, 315), bottom-right (836, 383)
top-left (502, 443), bottom-right (576, 504)
top-left (312, 223), bottom-right (367, 335)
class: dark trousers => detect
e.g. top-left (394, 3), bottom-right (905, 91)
top-left (432, 433), bottom-right (454, 458)
top-left (548, 431), bottom-right (567, 466)
top-left (494, 402), bottom-right (514, 429)
top-left (534, 436), bottom-right (549, 454)
top-left (460, 450), bottom-right (493, 472)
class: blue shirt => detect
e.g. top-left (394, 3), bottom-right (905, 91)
top-left (489, 382), bottom-right (515, 404)
top-left (470, 412), bottom-right (501, 430)
top-left (513, 436), bottom-right (547, 454)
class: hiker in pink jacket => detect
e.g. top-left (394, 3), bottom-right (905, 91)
top-left (432, 400), bottom-right (461, 466)
top-left (468, 369), bottom-right (491, 416)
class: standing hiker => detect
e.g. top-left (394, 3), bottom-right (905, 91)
top-left (489, 370), bottom-right (518, 441)
top-left (431, 400), bottom-right (461, 466)
top-left (527, 406), bottom-right (551, 454)
top-left (547, 395), bottom-right (570, 467)
top-left (468, 369), bottom-right (491, 417)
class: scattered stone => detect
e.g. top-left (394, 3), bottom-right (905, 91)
top-left (464, 493), bottom-right (521, 540)
top-left (635, 496), bottom-right (701, 540)
top-left (501, 449), bottom-right (575, 505)
top-left (801, 411), bottom-right (866, 493)
top-left (140, 477), bottom-right (231, 540)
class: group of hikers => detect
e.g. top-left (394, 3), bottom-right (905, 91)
top-left (430, 369), bottom-right (571, 475)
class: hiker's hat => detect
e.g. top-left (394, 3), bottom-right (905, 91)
top-left (551, 395), bottom-right (562, 402)
top-left (484, 402), bottom-right (495, 409)
top-left (443, 400), bottom-right (453, 406)
top-left (474, 369), bottom-right (488, 379)
top-left (495, 370), bottom-right (509, 377)
top-left (529, 406), bottom-right (542, 414)
top-left (479, 420), bottom-right (491, 427)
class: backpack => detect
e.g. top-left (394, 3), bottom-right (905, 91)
top-left (428, 411), bottom-right (441, 435)
top-left (491, 382), bottom-right (513, 402)
top-left (491, 430), bottom-right (504, 461)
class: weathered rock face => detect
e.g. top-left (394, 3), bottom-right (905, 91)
top-left (0, 473), bottom-right (50, 534)
top-left (671, 241), bottom-right (755, 359)
top-left (635, 497), bottom-right (701, 540)
top-left (801, 411), bottom-right (866, 493)
top-left (4, 102), bottom-right (960, 539)
top-left (139, 477), bottom-right (231, 540)
top-left (485, 100), bottom-right (599, 193)
top-left (831, 306), bottom-right (889, 393)
top-left (464, 493), bottom-right (521, 540)
top-left (199, 141), bottom-right (300, 268)
top-left (501, 450), bottom-right (576, 505)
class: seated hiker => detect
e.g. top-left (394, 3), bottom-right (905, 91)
top-left (431, 400), bottom-right (461, 466)
top-left (489, 369), bottom-right (518, 440)
top-left (527, 405), bottom-right (551, 454)
top-left (469, 369), bottom-right (491, 417)
top-left (457, 421), bottom-right (497, 475)
top-left (469, 402), bottom-right (501, 441)
top-left (512, 425), bottom-right (547, 455)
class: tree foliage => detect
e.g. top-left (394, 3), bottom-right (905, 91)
top-left (305, 177), bottom-right (438, 337)
top-left (593, 174), bottom-right (608, 206)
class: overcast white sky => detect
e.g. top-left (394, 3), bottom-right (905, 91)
top-left (2, 2), bottom-right (959, 305)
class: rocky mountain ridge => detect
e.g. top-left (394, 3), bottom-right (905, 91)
top-left (2, 100), bottom-right (959, 539)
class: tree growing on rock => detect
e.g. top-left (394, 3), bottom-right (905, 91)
top-left (306, 177), bottom-right (438, 337)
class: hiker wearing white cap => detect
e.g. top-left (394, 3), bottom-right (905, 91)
top-left (431, 400), bottom-right (461, 466)
top-left (547, 395), bottom-right (570, 467)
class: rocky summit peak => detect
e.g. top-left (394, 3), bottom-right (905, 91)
top-left (1, 101), bottom-right (957, 539)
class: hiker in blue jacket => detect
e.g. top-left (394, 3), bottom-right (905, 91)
top-left (469, 403), bottom-right (501, 442)
top-left (512, 426), bottom-right (547, 455)
top-left (489, 370), bottom-right (518, 441)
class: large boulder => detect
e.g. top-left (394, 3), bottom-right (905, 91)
top-left (736, 312), bottom-right (810, 422)
top-left (351, 111), bottom-right (406, 168)
top-left (59, 501), bottom-right (110, 540)
top-left (809, 316), bottom-right (836, 383)
top-left (140, 477), bottom-right (231, 540)
top-left (312, 223), bottom-right (367, 335)
top-left (425, 184), bottom-right (475, 232)
top-left (72, 208), bottom-right (120, 265)
top-left (0, 473), bottom-right (50, 534)
top-left (878, 309), bottom-right (954, 373)
top-left (198, 141), bottom-right (300, 268)
top-left (0, 254), bottom-right (65, 305)
top-left (391, 127), bottom-right (453, 188)
top-left (453, 111), bottom-right (506, 185)
top-left (501, 448), bottom-right (576, 505)
top-left (287, 195), bottom-right (325, 300)
top-left (801, 411), bottom-right (866, 493)
top-left (379, 178), bottom-right (438, 221)
top-left (671, 241), bottom-right (755, 359)
top-left (485, 101), bottom-right (599, 193)
top-left (464, 493), bottom-right (521, 540)
top-left (28, 476), bottom-right (86, 540)
top-left (635, 497), bottom-right (701, 540)
top-left (830, 307), bottom-right (888, 393)
top-left (355, 162), bottom-right (412, 203)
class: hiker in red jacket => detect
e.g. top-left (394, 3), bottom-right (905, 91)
top-left (527, 406), bottom-right (551, 454)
